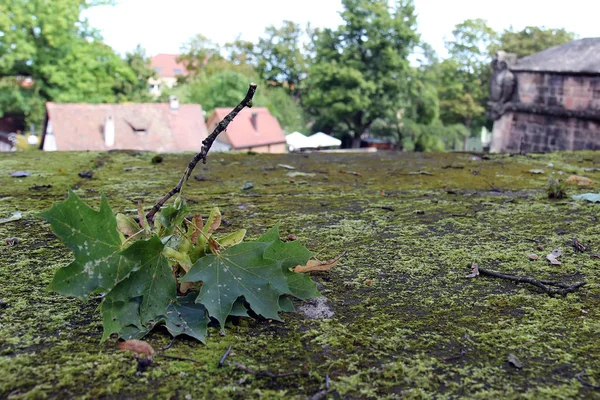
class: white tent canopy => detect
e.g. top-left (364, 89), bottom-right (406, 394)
top-left (308, 132), bottom-right (341, 148)
top-left (285, 132), bottom-right (313, 150)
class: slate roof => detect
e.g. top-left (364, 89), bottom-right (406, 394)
top-left (512, 38), bottom-right (600, 74)
top-left (207, 108), bottom-right (286, 150)
top-left (150, 54), bottom-right (188, 78)
top-left (44, 103), bottom-right (208, 152)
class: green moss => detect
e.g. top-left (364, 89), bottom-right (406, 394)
top-left (1, 150), bottom-right (600, 398)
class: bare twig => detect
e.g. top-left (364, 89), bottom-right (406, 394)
top-left (218, 344), bottom-right (233, 368)
top-left (440, 349), bottom-right (466, 362)
top-left (576, 370), bottom-right (600, 390)
top-left (478, 267), bottom-right (586, 296)
top-left (233, 361), bottom-right (308, 379)
top-left (156, 354), bottom-right (203, 363)
top-left (146, 83), bottom-right (258, 222)
top-left (159, 338), bottom-right (176, 351)
top-left (309, 375), bottom-right (331, 400)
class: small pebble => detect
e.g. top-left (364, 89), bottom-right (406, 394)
top-left (241, 182), bottom-right (254, 191)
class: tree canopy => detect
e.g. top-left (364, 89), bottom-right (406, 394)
top-left (0, 0), bottom-right (154, 126)
top-left (303, 0), bottom-right (419, 146)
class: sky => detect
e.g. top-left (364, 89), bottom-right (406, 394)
top-left (83, 0), bottom-right (600, 59)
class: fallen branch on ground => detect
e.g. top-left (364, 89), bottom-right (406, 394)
top-left (576, 370), bottom-right (600, 390)
top-left (233, 361), bottom-right (308, 379)
top-left (146, 83), bottom-right (258, 223)
top-left (477, 266), bottom-right (586, 296)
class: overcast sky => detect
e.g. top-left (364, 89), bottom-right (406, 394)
top-left (84, 0), bottom-right (600, 58)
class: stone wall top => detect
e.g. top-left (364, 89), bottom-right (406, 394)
top-left (512, 38), bottom-right (600, 74)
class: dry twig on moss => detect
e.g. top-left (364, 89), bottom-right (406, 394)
top-left (146, 83), bottom-right (258, 222)
top-left (478, 267), bottom-right (586, 296)
top-left (233, 362), bottom-right (308, 379)
top-left (576, 370), bottom-right (600, 390)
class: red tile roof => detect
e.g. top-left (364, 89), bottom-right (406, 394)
top-left (150, 54), bottom-right (188, 78)
top-left (44, 102), bottom-right (208, 152)
top-left (207, 108), bottom-right (286, 150)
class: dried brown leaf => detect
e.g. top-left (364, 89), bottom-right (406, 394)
top-left (565, 175), bottom-right (593, 186)
top-left (189, 214), bottom-right (203, 244)
top-left (205, 208), bottom-right (221, 234)
top-left (465, 263), bottom-right (480, 278)
top-left (118, 339), bottom-right (155, 358)
top-left (528, 254), bottom-right (539, 261)
top-left (294, 252), bottom-right (346, 273)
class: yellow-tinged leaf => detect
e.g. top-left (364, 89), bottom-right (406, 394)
top-left (116, 213), bottom-right (142, 237)
top-left (294, 252), bottom-right (346, 273)
top-left (216, 229), bottom-right (246, 247)
top-left (137, 201), bottom-right (150, 234)
top-left (203, 207), bottom-right (221, 234)
top-left (118, 339), bottom-right (155, 358)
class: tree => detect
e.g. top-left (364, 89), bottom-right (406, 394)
top-left (493, 26), bottom-right (576, 58)
top-left (162, 70), bottom-right (306, 133)
top-left (116, 45), bottom-right (155, 103)
top-left (223, 36), bottom-right (257, 66)
top-left (304, 0), bottom-right (419, 147)
top-left (0, 0), bottom-right (146, 126)
top-left (439, 19), bottom-right (497, 149)
top-left (253, 21), bottom-right (311, 95)
top-left (178, 34), bottom-right (222, 76)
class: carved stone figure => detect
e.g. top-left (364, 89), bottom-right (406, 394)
top-left (489, 51), bottom-right (517, 119)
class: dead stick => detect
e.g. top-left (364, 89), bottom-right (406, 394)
top-left (146, 83), bottom-right (258, 222)
top-left (218, 344), bottom-right (233, 368)
top-left (478, 267), bottom-right (586, 296)
top-left (233, 361), bottom-right (308, 379)
top-left (576, 370), bottom-right (600, 390)
top-left (156, 354), bottom-right (203, 363)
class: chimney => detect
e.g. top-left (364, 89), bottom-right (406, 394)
top-left (251, 111), bottom-right (257, 131)
top-left (104, 115), bottom-right (115, 147)
top-left (169, 95), bottom-right (179, 111)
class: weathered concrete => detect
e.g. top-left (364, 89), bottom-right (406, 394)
top-left (1, 150), bottom-right (600, 399)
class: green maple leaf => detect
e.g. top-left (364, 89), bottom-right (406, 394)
top-left (259, 225), bottom-right (320, 300)
top-left (181, 241), bottom-right (288, 329)
top-left (101, 235), bottom-right (176, 341)
top-left (165, 293), bottom-right (208, 343)
top-left (39, 190), bottom-right (134, 299)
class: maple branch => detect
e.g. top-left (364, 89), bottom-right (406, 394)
top-left (478, 267), bottom-right (586, 296)
top-left (146, 83), bottom-right (258, 223)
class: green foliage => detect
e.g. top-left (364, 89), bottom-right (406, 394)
top-left (435, 19), bottom-right (497, 145)
top-left (304, 0), bottom-right (419, 144)
top-left (0, 0), bottom-right (152, 126)
top-left (253, 21), bottom-right (311, 94)
top-left (494, 26), bottom-right (576, 58)
top-left (546, 177), bottom-right (567, 199)
top-left (39, 191), bottom-right (321, 343)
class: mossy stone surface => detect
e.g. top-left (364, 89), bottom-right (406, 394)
top-left (1, 150), bottom-right (600, 399)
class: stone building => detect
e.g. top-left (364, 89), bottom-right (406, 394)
top-left (489, 38), bottom-right (600, 152)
